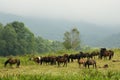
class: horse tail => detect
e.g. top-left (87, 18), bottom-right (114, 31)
top-left (4, 59), bottom-right (10, 67)
top-left (16, 59), bottom-right (20, 67)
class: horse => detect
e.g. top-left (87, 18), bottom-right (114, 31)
top-left (56, 56), bottom-right (67, 67)
top-left (84, 59), bottom-right (96, 68)
top-left (99, 48), bottom-right (114, 60)
top-left (68, 53), bottom-right (80, 62)
top-left (78, 58), bottom-right (86, 68)
top-left (91, 51), bottom-right (99, 59)
top-left (29, 56), bottom-right (41, 64)
top-left (4, 58), bottom-right (20, 68)
top-left (68, 54), bottom-right (76, 62)
top-left (41, 56), bottom-right (57, 65)
top-left (63, 54), bottom-right (69, 62)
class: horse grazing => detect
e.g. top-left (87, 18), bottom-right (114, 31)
top-left (84, 59), bottom-right (96, 68)
top-left (99, 48), bottom-right (114, 60)
top-left (40, 56), bottom-right (56, 65)
top-left (91, 51), bottom-right (99, 59)
top-left (29, 56), bottom-right (41, 64)
top-left (56, 56), bottom-right (67, 67)
top-left (4, 58), bottom-right (20, 68)
top-left (78, 58), bottom-right (86, 68)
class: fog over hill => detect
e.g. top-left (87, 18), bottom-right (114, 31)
top-left (0, 12), bottom-right (120, 48)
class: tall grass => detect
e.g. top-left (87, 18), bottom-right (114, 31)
top-left (0, 70), bottom-right (120, 80)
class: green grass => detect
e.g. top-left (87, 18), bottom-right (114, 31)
top-left (0, 70), bottom-right (120, 80)
top-left (0, 49), bottom-right (120, 80)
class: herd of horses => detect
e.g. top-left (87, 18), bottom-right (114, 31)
top-left (4, 48), bottom-right (114, 68)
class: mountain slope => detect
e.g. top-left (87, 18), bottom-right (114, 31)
top-left (0, 12), bottom-right (120, 47)
top-left (97, 33), bottom-right (120, 48)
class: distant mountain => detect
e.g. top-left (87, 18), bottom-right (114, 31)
top-left (96, 33), bottom-right (120, 48)
top-left (0, 12), bottom-right (120, 47)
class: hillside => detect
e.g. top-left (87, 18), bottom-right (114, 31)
top-left (0, 12), bottom-right (120, 47)
top-left (96, 33), bottom-right (120, 48)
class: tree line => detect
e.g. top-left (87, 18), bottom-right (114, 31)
top-left (0, 21), bottom-right (81, 56)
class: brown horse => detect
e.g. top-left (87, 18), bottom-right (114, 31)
top-left (84, 59), bottom-right (96, 68)
top-left (4, 58), bottom-right (20, 68)
top-left (29, 56), bottom-right (41, 64)
top-left (100, 48), bottom-right (114, 60)
top-left (78, 58), bottom-right (86, 68)
top-left (56, 56), bottom-right (67, 67)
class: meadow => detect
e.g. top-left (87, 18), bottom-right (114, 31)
top-left (0, 49), bottom-right (120, 80)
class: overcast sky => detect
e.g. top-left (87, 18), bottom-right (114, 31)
top-left (0, 0), bottom-right (120, 26)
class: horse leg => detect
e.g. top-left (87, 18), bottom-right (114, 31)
top-left (68, 58), bottom-right (70, 63)
top-left (63, 62), bottom-right (65, 67)
top-left (79, 63), bottom-right (80, 68)
top-left (16, 60), bottom-right (20, 68)
top-left (104, 56), bottom-right (106, 60)
top-left (4, 60), bottom-right (9, 67)
top-left (93, 64), bottom-right (96, 68)
top-left (101, 56), bottom-right (103, 59)
top-left (95, 63), bottom-right (97, 68)
top-left (4, 63), bottom-right (7, 67)
top-left (109, 55), bottom-right (112, 60)
top-left (40, 60), bottom-right (42, 65)
top-left (58, 62), bottom-right (60, 67)
top-left (88, 65), bottom-right (89, 69)
top-left (66, 62), bottom-right (67, 67)
top-left (10, 63), bottom-right (13, 68)
top-left (65, 61), bottom-right (67, 67)
top-left (71, 58), bottom-right (73, 62)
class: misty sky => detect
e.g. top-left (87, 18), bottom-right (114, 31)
top-left (0, 0), bottom-right (120, 26)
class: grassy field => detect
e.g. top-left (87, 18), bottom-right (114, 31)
top-left (0, 49), bottom-right (120, 80)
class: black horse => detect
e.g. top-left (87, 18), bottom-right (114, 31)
top-left (4, 58), bottom-right (20, 68)
top-left (84, 59), bottom-right (96, 68)
top-left (40, 56), bottom-right (56, 65)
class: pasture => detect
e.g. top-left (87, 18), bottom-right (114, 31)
top-left (0, 49), bottom-right (120, 80)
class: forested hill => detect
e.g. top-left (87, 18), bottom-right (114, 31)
top-left (0, 12), bottom-right (120, 48)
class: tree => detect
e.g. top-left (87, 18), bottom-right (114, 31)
top-left (50, 41), bottom-right (64, 52)
top-left (0, 23), bottom-right (7, 56)
top-left (10, 21), bottom-right (35, 54)
top-left (0, 21), bottom-right (35, 56)
top-left (2, 24), bottom-right (17, 56)
top-left (63, 28), bottom-right (80, 50)
top-left (35, 36), bottom-right (54, 53)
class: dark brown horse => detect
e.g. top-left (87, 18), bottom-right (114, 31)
top-left (84, 59), bottom-right (96, 68)
top-left (4, 58), bottom-right (20, 68)
top-left (56, 56), bottom-right (67, 67)
top-left (99, 48), bottom-right (114, 60)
